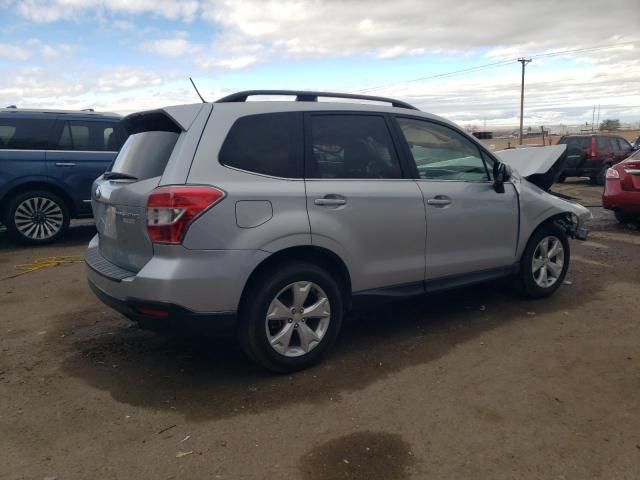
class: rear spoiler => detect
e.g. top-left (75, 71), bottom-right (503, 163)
top-left (122, 103), bottom-right (206, 134)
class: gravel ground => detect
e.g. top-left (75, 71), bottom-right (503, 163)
top-left (1, 180), bottom-right (639, 480)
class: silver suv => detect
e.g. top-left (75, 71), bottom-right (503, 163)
top-left (86, 90), bottom-right (590, 372)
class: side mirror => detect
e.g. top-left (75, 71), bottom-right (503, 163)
top-left (493, 161), bottom-right (508, 193)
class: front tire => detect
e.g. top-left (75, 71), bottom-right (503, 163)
top-left (237, 262), bottom-right (344, 373)
top-left (4, 190), bottom-right (70, 245)
top-left (518, 223), bottom-right (570, 299)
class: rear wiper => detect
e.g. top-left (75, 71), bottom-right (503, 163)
top-left (103, 172), bottom-right (138, 181)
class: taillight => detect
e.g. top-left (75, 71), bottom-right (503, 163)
top-left (590, 136), bottom-right (597, 158)
top-left (147, 185), bottom-right (225, 244)
top-left (606, 168), bottom-right (620, 179)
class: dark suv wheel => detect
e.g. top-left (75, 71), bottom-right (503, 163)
top-left (237, 261), bottom-right (343, 372)
top-left (4, 190), bottom-right (70, 245)
top-left (614, 211), bottom-right (638, 225)
top-left (518, 223), bottom-right (570, 298)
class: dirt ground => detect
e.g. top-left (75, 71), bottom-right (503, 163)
top-left (1, 180), bottom-right (639, 480)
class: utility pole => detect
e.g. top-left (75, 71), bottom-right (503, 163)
top-left (596, 104), bottom-right (601, 131)
top-left (518, 58), bottom-right (531, 145)
top-left (592, 105), bottom-right (596, 132)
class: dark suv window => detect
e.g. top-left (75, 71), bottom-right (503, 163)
top-left (560, 136), bottom-right (591, 150)
top-left (616, 137), bottom-right (631, 151)
top-left (55, 120), bottom-right (126, 152)
top-left (307, 114), bottom-right (402, 179)
top-left (0, 118), bottom-right (55, 150)
top-left (219, 112), bottom-right (303, 178)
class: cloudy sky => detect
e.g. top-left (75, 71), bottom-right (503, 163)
top-left (1, 0), bottom-right (639, 127)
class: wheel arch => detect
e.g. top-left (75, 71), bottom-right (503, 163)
top-left (1, 180), bottom-right (76, 221)
top-left (519, 211), bottom-right (575, 260)
top-left (239, 245), bottom-right (352, 313)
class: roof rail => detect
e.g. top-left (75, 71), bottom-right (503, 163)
top-left (215, 90), bottom-right (419, 110)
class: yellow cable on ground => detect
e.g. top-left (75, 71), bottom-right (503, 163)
top-left (3, 255), bottom-right (84, 280)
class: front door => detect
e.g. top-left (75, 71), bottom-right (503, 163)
top-left (304, 113), bottom-right (426, 293)
top-left (394, 116), bottom-right (519, 280)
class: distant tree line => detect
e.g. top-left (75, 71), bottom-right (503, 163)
top-left (600, 119), bottom-right (620, 131)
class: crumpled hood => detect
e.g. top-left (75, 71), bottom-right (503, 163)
top-left (495, 144), bottom-right (567, 190)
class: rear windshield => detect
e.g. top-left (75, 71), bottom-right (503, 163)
top-left (110, 131), bottom-right (179, 180)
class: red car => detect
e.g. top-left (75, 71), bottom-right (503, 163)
top-left (603, 149), bottom-right (640, 224)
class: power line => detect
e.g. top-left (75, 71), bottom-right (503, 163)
top-left (353, 41), bottom-right (638, 93)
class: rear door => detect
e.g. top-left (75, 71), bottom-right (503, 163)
top-left (304, 113), bottom-right (426, 293)
top-left (46, 117), bottom-right (125, 214)
top-left (394, 116), bottom-right (519, 280)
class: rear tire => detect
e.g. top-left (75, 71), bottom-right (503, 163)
top-left (518, 223), bottom-right (570, 299)
top-left (614, 211), bottom-right (638, 225)
top-left (4, 190), bottom-right (70, 245)
top-left (237, 262), bottom-right (343, 373)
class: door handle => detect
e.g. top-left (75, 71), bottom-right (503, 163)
top-left (55, 162), bottom-right (76, 167)
top-left (427, 196), bottom-right (451, 207)
top-left (315, 196), bottom-right (347, 207)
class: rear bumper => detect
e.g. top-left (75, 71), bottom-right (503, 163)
top-left (603, 180), bottom-right (640, 213)
top-left (88, 279), bottom-right (236, 335)
top-left (85, 234), bottom-right (270, 332)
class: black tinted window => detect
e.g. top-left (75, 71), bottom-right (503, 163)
top-left (110, 131), bottom-right (179, 180)
top-left (219, 112), bottom-right (303, 178)
top-left (55, 120), bottom-right (125, 152)
top-left (561, 137), bottom-right (590, 150)
top-left (617, 138), bottom-right (631, 151)
top-left (308, 115), bottom-right (401, 179)
top-left (0, 118), bottom-right (55, 150)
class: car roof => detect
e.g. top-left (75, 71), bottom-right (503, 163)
top-left (0, 108), bottom-right (121, 119)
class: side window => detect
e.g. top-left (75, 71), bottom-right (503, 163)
top-left (617, 138), bottom-right (631, 151)
top-left (307, 114), bottom-right (402, 179)
top-left (597, 137), bottom-right (607, 150)
top-left (94, 122), bottom-right (127, 151)
top-left (608, 137), bottom-right (618, 151)
top-left (55, 121), bottom-right (90, 151)
top-left (55, 121), bottom-right (126, 152)
top-left (219, 112), bottom-right (303, 178)
top-left (0, 118), bottom-right (55, 150)
top-left (396, 117), bottom-right (490, 181)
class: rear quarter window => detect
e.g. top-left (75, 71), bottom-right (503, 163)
top-left (219, 112), bottom-right (303, 178)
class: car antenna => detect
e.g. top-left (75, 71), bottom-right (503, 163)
top-left (189, 77), bottom-right (207, 103)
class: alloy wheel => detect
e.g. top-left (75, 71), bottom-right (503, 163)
top-left (14, 197), bottom-right (64, 241)
top-left (532, 235), bottom-right (565, 288)
top-left (265, 281), bottom-right (331, 357)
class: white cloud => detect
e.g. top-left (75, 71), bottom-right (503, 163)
top-left (9, 0), bottom-right (200, 23)
top-left (141, 37), bottom-right (203, 57)
top-left (0, 43), bottom-right (32, 61)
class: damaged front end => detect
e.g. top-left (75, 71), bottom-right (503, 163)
top-left (554, 212), bottom-right (589, 241)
